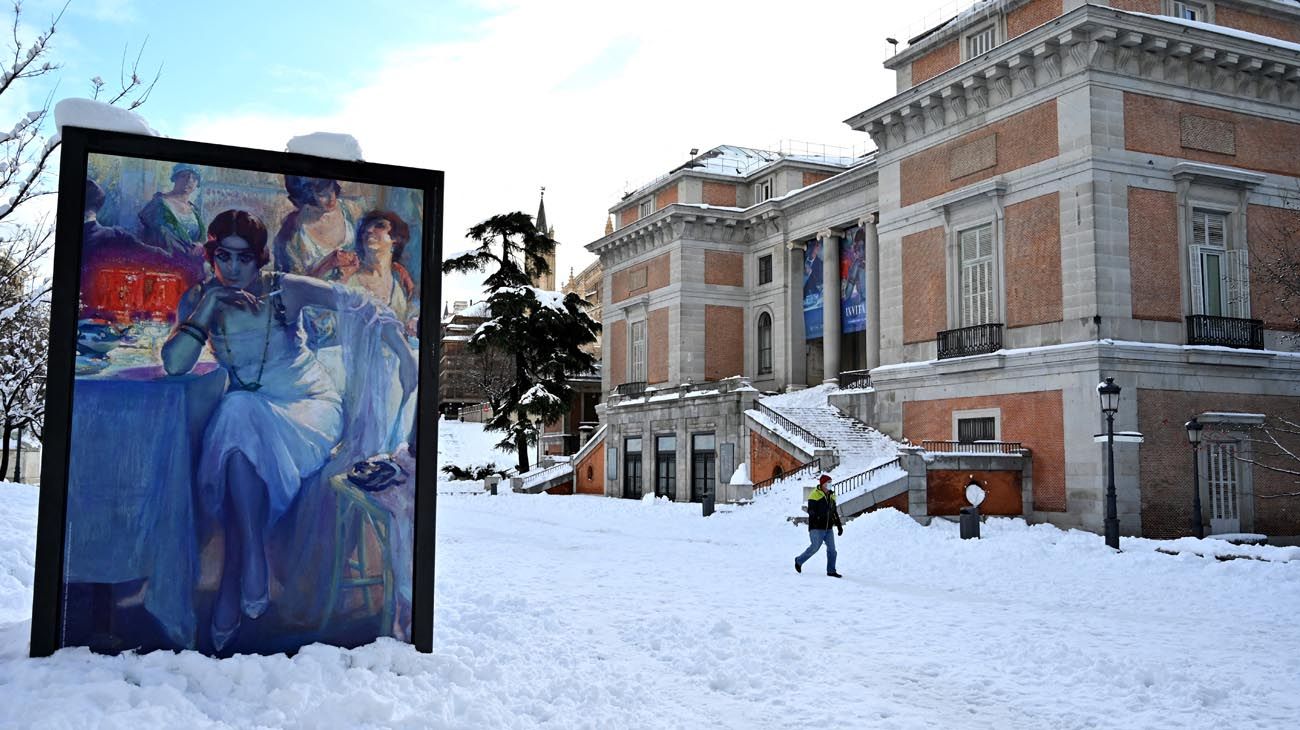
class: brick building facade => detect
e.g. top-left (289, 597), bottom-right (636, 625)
top-left (583, 0), bottom-right (1300, 541)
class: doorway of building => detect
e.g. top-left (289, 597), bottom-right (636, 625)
top-left (624, 437), bottom-right (643, 499)
top-left (690, 433), bottom-right (715, 503)
top-left (655, 435), bottom-right (676, 500)
top-left (1205, 438), bottom-right (1244, 534)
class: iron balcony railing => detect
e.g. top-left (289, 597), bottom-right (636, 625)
top-left (755, 402), bottom-right (829, 449)
top-left (832, 457), bottom-right (904, 500)
top-left (1185, 315), bottom-right (1264, 350)
top-left (921, 440), bottom-right (1024, 454)
top-left (615, 381), bottom-right (647, 398)
top-left (936, 323), bottom-right (1003, 359)
top-left (837, 369), bottom-right (872, 390)
top-left (752, 457), bottom-right (821, 496)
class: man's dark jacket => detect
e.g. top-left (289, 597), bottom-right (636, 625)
top-left (806, 488), bottom-right (843, 531)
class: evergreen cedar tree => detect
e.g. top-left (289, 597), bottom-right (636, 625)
top-left (442, 211), bottom-right (600, 473)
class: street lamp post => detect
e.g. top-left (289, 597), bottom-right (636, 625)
top-left (1185, 417), bottom-right (1205, 539)
top-left (1098, 377), bottom-right (1122, 550)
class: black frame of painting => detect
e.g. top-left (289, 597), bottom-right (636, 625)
top-left (30, 126), bottom-right (443, 656)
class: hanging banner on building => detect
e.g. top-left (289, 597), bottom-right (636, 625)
top-left (802, 237), bottom-right (823, 339)
top-left (841, 225), bottom-right (866, 335)
top-left (30, 127), bottom-right (443, 658)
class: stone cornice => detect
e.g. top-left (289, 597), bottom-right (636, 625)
top-left (848, 5), bottom-right (1300, 154)
top-left (1170, 161), bottom-right (1268, 187)
top-left (929, 179), bottom-right (1008, 215)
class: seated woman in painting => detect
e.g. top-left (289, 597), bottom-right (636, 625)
top-left (272, 176), bottom-right (358, 278)
top-left (161, 209), bottom-right (416, 651)
top-left (341, 210), bottom-right (419, 334)
top-left (138, 163), bottom-right (206, 288)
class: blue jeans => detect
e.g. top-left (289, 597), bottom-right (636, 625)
top-left (795, 529), bottom-right (837, 574)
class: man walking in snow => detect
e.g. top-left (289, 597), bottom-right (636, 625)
top-left (795, 473), bottom-right (844, 578)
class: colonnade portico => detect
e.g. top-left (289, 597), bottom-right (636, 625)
top-left (862, 214), bottom-right (880, 371)
top-left (817, 228), bottom-right (841, 385)
top-left (785, 239), bottom-right (807, 387)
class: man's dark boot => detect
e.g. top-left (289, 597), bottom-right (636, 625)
top-left (827, 572), bottom-right (843, 578)
top-left (794, 559), bottom-right (801, 574)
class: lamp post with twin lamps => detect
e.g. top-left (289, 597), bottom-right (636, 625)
top-left (1185, 417), bottom-right (1205, 539)
top-left (1098, 377), bottom-right (1121, 550)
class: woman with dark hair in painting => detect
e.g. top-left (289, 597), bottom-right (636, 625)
top-left (342, 210), bottom-right (419, 334)
top-left (161, 209), bottom-right (416, 652)
top-left (137, 162), bottom-right (206, 288)
top-left (272, 176), bottom-right (358, 279)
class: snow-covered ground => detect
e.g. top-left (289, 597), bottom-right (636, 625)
top-left (2, 420), bottom-right (1300, 728)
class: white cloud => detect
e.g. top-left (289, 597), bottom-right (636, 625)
top-left (177, 0), bottom-right (913, 303)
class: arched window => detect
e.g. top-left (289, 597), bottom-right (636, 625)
top-left (772, 464), bottom-right (784, 479)
top-left (757, 312), bottom-right (772, 375)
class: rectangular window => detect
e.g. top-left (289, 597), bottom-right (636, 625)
top-left (638, 200), bottom-right (653, 219)
top-left (957, 417), bottom-right (996, 443)
top-left (755, 179), bottom-right (773, 204)
top-left (958, 223), bottom-right (995, 327)
top-left (630, 320), bottom-right (646, 382)
top-left (758, 254), bottom-right (773, 285)
top-left (966, 25), bottom-right (995, 58)
top-left (1189, 209), bottom-right (1249, 318)
top-left (1172, 1), bottom-right (1207, 21)
top-left (655, 435), bottom-right (676, 500)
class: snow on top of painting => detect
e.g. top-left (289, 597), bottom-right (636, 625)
top-left (53, 98), bottom-right (157, 137)
top-left (285, 132), bottom-right (364, 162)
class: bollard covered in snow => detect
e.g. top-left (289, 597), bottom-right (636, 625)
top-left (960, 478), bottom-right (987, 540)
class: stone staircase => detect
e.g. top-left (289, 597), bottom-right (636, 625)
top-left (750, 384), bottom-right (899, 471)
top-left (745, 384), bottom-right (909, 522)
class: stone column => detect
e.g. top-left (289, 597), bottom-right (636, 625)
top-left (818, 228), bottom-right (841, 385)
top-left (862, 214), bottom-right (881, 370)
top-left (786, 239), bottom-right (807, 388)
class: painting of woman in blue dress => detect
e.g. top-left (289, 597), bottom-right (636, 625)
top-left (58, 149), bottom-right (430, 657)
top-left (159, 210), bottom-right (416, 652)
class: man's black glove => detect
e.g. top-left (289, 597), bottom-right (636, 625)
top-left (837, 526), bottom-right (843, 536)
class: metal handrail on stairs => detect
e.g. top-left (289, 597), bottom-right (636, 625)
top-left (754, 402), bottom-right (828, 449)
top-left (752, 457), bottom-right (821, 495)
top-left (832, 457), bottom-right (903, 500)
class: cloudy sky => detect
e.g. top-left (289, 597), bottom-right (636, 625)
top-left (28, 0), bottom-right (965, 303)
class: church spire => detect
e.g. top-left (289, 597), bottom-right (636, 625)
top-left (536, 186), bottom-right (548, 236)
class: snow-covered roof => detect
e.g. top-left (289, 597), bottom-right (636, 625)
top-left (1129, 11), bottom-right (1300, 54)
top-left (619, 142), bottom-right (861, 205)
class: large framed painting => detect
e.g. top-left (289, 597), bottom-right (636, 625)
top-left (30, 127), bottom-right (442, 656)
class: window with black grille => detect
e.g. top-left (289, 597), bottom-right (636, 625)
top-left (957, 417), bottom-right (996, 444)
